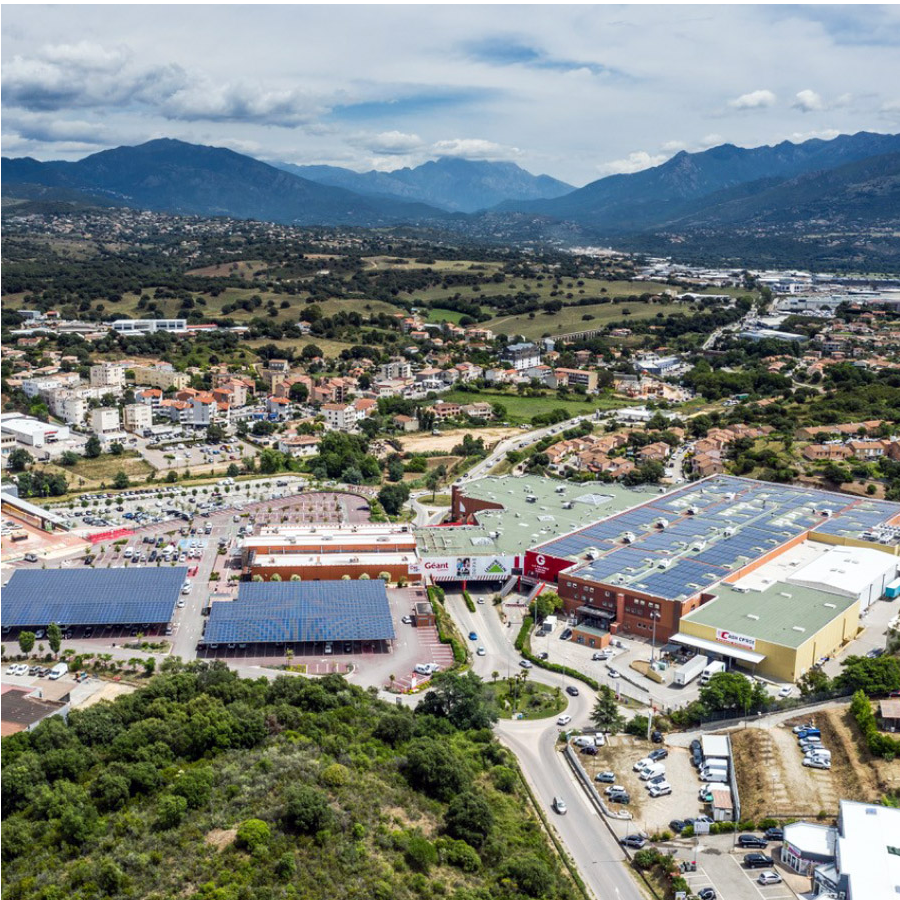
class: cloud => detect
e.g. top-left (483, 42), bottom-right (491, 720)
top-left (430, 138), bottom-right (521, 159)
top-left (698, 133), bottom-right (725, 148)
top-left (359, 131), bottom-right (424, 155)
top-left (728, 89), bottom-right (777, 109)
top-left (793, 89), bottom-right (826, 112)
top-left (661, 140), bottom-right (687, 152)
top-left (597, 150), bottom-right (668, 175)
top-left (462, 35), bottom-right (620, 77)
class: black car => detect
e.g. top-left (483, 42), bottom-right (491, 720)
top-left (698, 889), bottom-right (716, 900)
top-left (580, 745), bottom-right (598, 756)
top-left (691, 747), bottom-right (703, 767)
top-left (738, 835), bottom-right (769, 849)
top-left (651, 729), bottom-right (664, 744)
top-left (560, 629), bottom-right (573, 640)
top-left (538, 652), bottom-right (549, 660)
top-left (669, 819), bottom-right (686, 833)
top-left (743, 853), bottom-right (774, 869)
top-left (566, 685), bottom-right (580, 697)
top-left (608, 791), bottom-right (630, 804)
top-left (649, 748), bottom-right (668, 761)
top-left (690, 739), bottom-right (702, 753)
top-left (620, 835), bottom-right (646, 849)
top-left (764, 827), bottom-right (785, 841)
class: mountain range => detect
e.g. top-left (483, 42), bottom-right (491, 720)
top-left (3, 132), bottom-right (899, 244)
top-left (276, 157), bottom-right (573, 213)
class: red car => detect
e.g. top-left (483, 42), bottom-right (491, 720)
top-left (188, 565), bottom-right (199, 578)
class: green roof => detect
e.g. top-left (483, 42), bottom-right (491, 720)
top-left (415, 475), bottom-right (652, 559)
top-left (681, 581), bottom-right (858, 649)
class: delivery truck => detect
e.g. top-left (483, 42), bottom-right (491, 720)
top-left (674, 654), bottom-right (708, 686)
top-left (699, 660), bottom-right (727, 685)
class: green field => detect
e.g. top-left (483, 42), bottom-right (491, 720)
top-left (420, 306), bottom-right (472, 324)
top-left (441, 388), bottom-right (626, 424)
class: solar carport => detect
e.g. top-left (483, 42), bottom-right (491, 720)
top-left (201, 580), bottom-right (396, 655)
top-left (2, 567), bottom-right (186, 630)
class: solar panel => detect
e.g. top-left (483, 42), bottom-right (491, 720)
top-left (204, 580), bottom-right (396, 644)
top-left (2, 567), bottom-right (185, 626)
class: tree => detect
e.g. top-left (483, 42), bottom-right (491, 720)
top-left (835, 655), bottom-right (900, 696)
top-left (378, 483), bottom-right (409, 516)
top-left (289, 382), bottom-right (309, 403)
top-left (417, 671), bottom-right (498, 730)
top-left (282, 785), bottom-right (332, 834)
top-left (18, 632), bottom-right (36, 656)
top-left (387, 458), bottom-right (405, 482)
top-left (59, 451), bottom-right (79, 466)
top-left (84, 435), bottom-right (102, 458)
top-left (109, 441), bottom-right (124, 456)
top-left (236, 818), bottom-right (271, 854)
top-left (404, 737), bottom-right (470, 801)
top-left (47, 623), bottom-right (62, 658)
top-left (699, 671), bottom-right (765, 714)
top-left (425, 467), bottom-right (442, 501)
top-left (113, 471), bottom-right (130, 490)
top-left (206, 423), bottom-right (225, 442)
top-left (590, 686), bottom-right (625, 734)
top-left (226, 463), bottom-right (240, 478)
top-left (7, 448), bottom-right (32, 472)
top-left (155, 794), bottom-right (188, 830)
top-left (531, 591), bottom-right (562, 622)
top-left (444, 790), bottom-right (494, 847)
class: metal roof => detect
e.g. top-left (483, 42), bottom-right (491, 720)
top-left (670, 632), bottom-right (766, 664)
top-left (204, 580), bottom-right (396, 644)
top-left (2, 567), bottom-right (186, 626)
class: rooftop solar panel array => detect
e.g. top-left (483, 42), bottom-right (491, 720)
top-left (2, 568), bottom-right (186, 627)
top-left (204, 580), bottom-right (396, 644)
top-left (533, 475), bottom-right (900, 601)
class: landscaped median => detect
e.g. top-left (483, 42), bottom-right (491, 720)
top-left (427, 585), bottom-right (467, 665)
top-left (514, 616), bottom-right (600, 691)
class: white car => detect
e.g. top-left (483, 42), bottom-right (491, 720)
top-left (803, 757), bottom-right (831, 769)
top-left (604, 784), bottom-right (626, 796)
top-left (476, 647), bottom-right (486, 657)
top-left (608, 668), bottom-right (621, 679)
top-left (557, 714), bottom-right (572, 726)
top-left (777, 685), bottom-right (793, 698)
top-left (648, 782), bottom-right (672, 798)
top-left (758, 872), bottom-right (783, 885)
top-left (5, 664), bottom-right (18, 675)
top-left (14, 664), bottom-right (29, 675)
top-left (633, 757), bottom-right (654, 772)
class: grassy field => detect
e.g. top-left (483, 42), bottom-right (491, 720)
top-left (488, 298), bottom-right (699, 340)
top-left (36, 451), bottom-right (153, 492)
top-left (420, 306), bottom-right (473, 324)
top-left (441, 388), bottom-right (627, 424)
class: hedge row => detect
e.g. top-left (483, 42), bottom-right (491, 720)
top-left (427, 586), bottom-right (467, 665)
top-left (851, 689), bottom-right (900, 760)
top-left (515, 618), bottom-right (600, 691)
top-left (462, 590), bottom-right (476, 613)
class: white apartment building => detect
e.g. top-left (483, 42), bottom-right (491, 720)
top-left (123, 404), bottom-right (153, 434)
top-left (378, 358), bottom-right (413, 380)
top-left (111, 319), bottom-right (186, 334)
top-left (90, 407), bottom-right (121, 435)
top-left (89, 362), bottom-right (127, 390)
top-left (322, 403), bottom-right (357, 431)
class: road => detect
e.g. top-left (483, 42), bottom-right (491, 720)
top-left (444, 590), bottom-right (643, 900)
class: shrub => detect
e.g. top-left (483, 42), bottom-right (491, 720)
top-left (462, 590), bottom-right (476, 613)
top-left (283, 785), bottom-right (332, 834)
top-left (320, 763), bottom-right (350, 787)
top-left (490, 765), bottom-right (518, 794)
top-left (501, 855), bottom-right (555, 898)
top-left (155, 794), bottom-right (187, 830)
top-left (404, 835), bottom-right (438, 873)
top-left (236, 818), bottom-right (271, 854)
top-left (444, 790), bottom-right (493, 847)
top-left (437, 837), bottom-right (482, 872)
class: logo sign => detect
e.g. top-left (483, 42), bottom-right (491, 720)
top-left (421, 556), bottom-right (513, 580)
top-left (716, 629), bottom-right (757, 651)
top-left (536, 554), bottom-right (546, 566)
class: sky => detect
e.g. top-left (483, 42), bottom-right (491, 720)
top-left (2, 4), bottom-right (899, 186)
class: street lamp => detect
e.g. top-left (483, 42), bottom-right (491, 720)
top-left (649, 611), bottom-right (661, 664)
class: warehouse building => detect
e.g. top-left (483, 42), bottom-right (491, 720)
top-left (675, 581), bottom-right (860, 682)
top-left (524, 476), bottom-right (900, 643)
top-left (2, 567), bottom-right (185, 632)
top-left (201, 580), bottom-right (395, 655)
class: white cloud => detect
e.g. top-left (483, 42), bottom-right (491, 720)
top-left (698, 133), bottom-right (725, 148)
top-left (661, 140), bottom-right (687, 152)
top-left (793, 89), bottom-right (826, 112)
top-left (728, 89), bottom-right (777, 109)
top-left (361, 131), bottom-right (424, 154)
top-left (430, 138), bottom-right (521, 159)
top-left (597, 150), bottom-right (668, 175)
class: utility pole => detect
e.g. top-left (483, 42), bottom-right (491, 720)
top-left (649, 611), bottom-right (661, 664)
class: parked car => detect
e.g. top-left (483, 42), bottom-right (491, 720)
top-left (468, 631), bottom-right (478, 641)
top-left (633, 757), bottom-right (654, 772)
top-left (560, 628), bottom-right (573, 640)
top-left (580, 745), bottom-right (598, 756)
top-left (651, 729), bottom-right (664, 743)
top-left (595, 771), bottom-right (615, 784)
top-left (738, 835), bottom-right (768, 849)
top-left (803, 757), bottom-right (831, 769)
top-left (604, 784), bottom-right (626, 796)
top-left (743, 853), bottom-right (774, 869)
top-left (669, 819), bottom-right (686, 833)
top-left (698, 889), bottom-right (717, 900)
top-left (777, 685), bottom-right (792, 698)
top-left (620, 835), bottom-right (646, 849)
top-left (538, 651), bottom-right (549, 660)
top-left (757, 872), bottom-right (783, 885)
top-left (476, 647), bottom-right (486, 656)
top-left (607, 668), bottom-right (621, 679)
top-left (607, 790), bottom-right (630, 805)
top-left (764, 827), bottom-right (784, 841)
top-left (649, 748), bottom-right (668, 761)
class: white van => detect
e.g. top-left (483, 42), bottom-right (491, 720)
top-left (124, 547), bottom-right (134, 558)
top-left (49, 662), bottom-right (69, 681)
top-left (639, 763), bottom-right (665, 781)
top-left (699, 769), bottom-right (728, 783)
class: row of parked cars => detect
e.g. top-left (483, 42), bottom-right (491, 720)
top-left (793, 722), bottom-right (831, 769)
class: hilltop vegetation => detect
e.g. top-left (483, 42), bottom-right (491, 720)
top-left (1, 664), bottom-right (578, 900)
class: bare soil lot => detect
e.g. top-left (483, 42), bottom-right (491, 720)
top-left (578, 733), bottom-right (705, 834)
top-left (399, 427), bottom-right (519, 454)
top-left (732, 705), bottom-right (899, 822)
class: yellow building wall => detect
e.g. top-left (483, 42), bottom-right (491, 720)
top-left (679, 600), bottom-right (861, 682)
top-left (807, 531), bottom-right (900, 558)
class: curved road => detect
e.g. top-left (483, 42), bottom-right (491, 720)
top-left (445, 591), bottom-right (643, 900)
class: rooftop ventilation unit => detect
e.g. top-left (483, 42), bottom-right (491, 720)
top-left (723, 527), bottom-right (735, 537)
top-left (657, 518), bottom-right (669, 529)
top-left (687, 506), bottom-right (699, 515)
top-left (692, 541), bottom-right (707, 551)
top-left (779, 591), bottom-right (792, 598)
top-left (824, 602), bottom-right (836, 609)
top-left (746, 613), bottom-right (760, 620)
top-left (792, 626), bottom-right (806, 632)
top-left (623, 532), bottom-right (637, 544)
top-left (585, 547), bottom-right (601, 560)
top-left (658, 559), bottom-right (672, 569)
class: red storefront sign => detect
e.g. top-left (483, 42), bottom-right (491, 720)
top-left (524, 549), bottom-right (574, 581)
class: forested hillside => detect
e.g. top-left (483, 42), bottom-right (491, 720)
top-left (1, 664), bottom-right (577, 900)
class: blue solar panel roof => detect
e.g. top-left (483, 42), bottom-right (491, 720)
top-left (204, 580), bottom-right (396, 644)
top-left (2, 567), bottom-right (185, 626)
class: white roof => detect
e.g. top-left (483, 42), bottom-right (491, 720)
top-left (787, 546), bottom-right (898, 599)
top-left (836, 800), bottom-right (900, 900)
top-left (701, 735), bottom-right (730, 759)
top-left (784, 821), bottom-right (837, 858)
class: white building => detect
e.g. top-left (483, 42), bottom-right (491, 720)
top-left (501, 342), bottom-right (542, 371)
top-left (786, 545), bottom-right (898, 609)
top-left (277, 435), bottom-right (320, 457)
top-left (322, 403), bottom-right (357, 431)
top-left (111, 319), bottom-right (186, 334)
top-left (90, 407), bottom-right (121, 435)
top-left (0, 415), bottom-right (71, 448)
top-left (123, 404), bottom-right (153, 434)
top-left (51, 392), bottom-right (87, 425)
top-left (89, 362), bottom-right (127, 390)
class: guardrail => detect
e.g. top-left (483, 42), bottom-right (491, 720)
top-left (563, 743), bottom-right (632, 820)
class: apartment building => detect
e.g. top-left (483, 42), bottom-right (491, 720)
top-left (131, 364), bottom-right (189, 391)
top-left (123, 404), bottom-right (153, 434)
top-left (89, 362), bottom-right (127, 390)
top-left (90, 407), bottom-right (121, 436)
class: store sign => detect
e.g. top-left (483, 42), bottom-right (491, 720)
top-left (716, 629), bottom-right (757, 651)
top-left (421, 556), bottom-right (516, 579)
top-left (525, 549), bottom-right (573, 580)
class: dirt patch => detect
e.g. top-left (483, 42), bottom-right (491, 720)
top-left (186, 260), bottom-right (267, 279)
top-left (399, 427), bottom-right (519, 454)
top-left (733, 707), bottom-right (899, 822)
top-left (205, 828), bottom-right (237, 850)
top-left (77, 681), bottom-right (137, 708)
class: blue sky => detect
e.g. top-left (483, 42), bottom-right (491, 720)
top-left (2, 5), bottom-right (899, 185)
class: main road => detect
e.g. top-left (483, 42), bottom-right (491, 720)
top-left (445, 591), bottom-right (643, 900)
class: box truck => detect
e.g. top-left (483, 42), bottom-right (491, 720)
top-left (674, 655), bottom-right (708, 686)
top-left (699, 660), bottom-right (727, 684)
